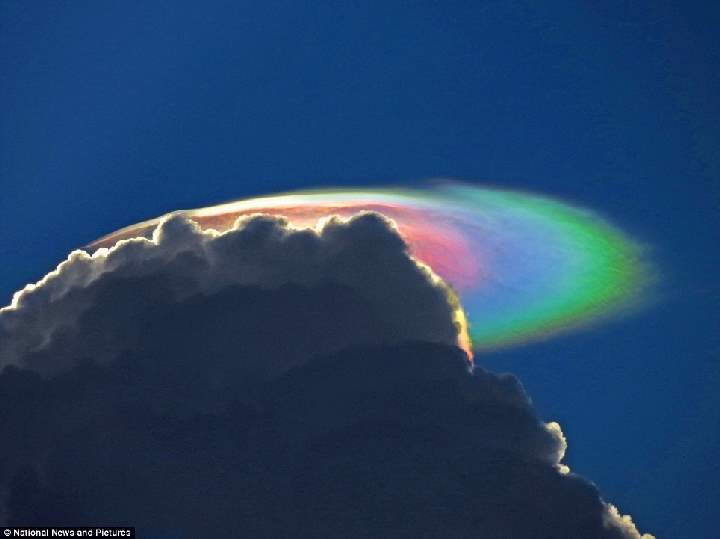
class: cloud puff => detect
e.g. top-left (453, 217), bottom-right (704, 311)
top-left (0, 212), bottom-right (464, 376)
top-left (0, 213), bottom-right (652, 538)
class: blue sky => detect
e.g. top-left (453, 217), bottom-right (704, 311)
top-left (1, 2), bottom-right (718, 536)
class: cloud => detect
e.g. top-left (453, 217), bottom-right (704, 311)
top-left (0, 212), bottom-right (465, 376)
top-left (0, 213), bottom-right (652, 538)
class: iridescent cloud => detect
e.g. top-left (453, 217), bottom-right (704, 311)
top-left (91, 183), bottom-right (653, 350)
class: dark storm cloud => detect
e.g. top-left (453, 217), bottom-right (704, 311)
top-left (0, 214), bottom-right (651, 538)
top-left (0, 212), bottom-right (462, 376)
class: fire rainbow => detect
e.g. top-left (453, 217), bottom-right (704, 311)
top-left (91, 184), bottom-right (653, 351)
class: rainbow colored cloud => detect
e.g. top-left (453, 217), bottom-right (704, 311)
top-left (92, 184), bottom-right (653, 350)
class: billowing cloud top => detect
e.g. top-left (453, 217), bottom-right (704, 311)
top-left (0, 210), bottom-right (652, 538)
top-left (0, 212), bottom-right (467, 375)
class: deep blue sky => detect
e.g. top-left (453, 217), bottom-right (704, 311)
top-left (1, 2), bottom-right (718, 537)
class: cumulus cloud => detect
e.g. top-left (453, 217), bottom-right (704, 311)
top-left (0, 212), bottom-right (463, 376)
top-left (0, 212), bottom-right (652, 538)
